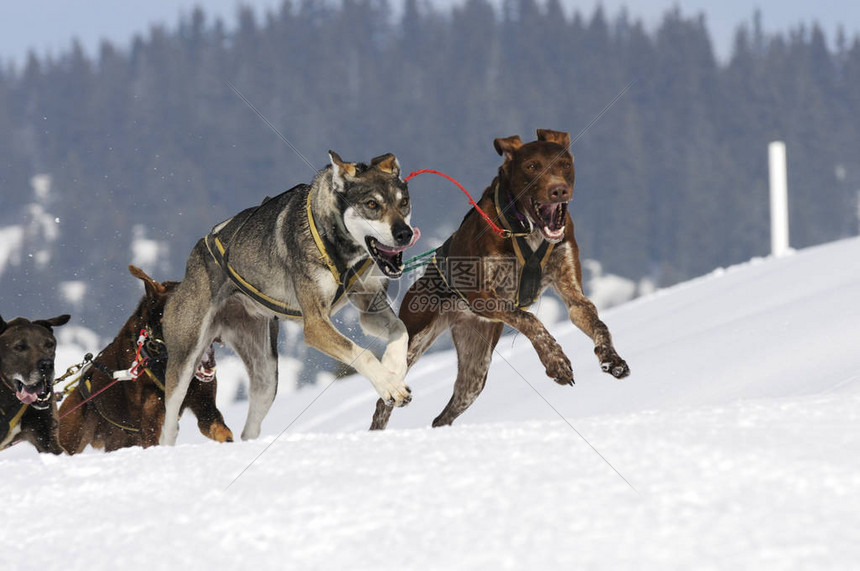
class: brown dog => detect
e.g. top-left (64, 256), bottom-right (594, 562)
top-left (0, 313), bottom-right (70, 453)
top-left (371, 129), bottom-right (629, 429)
top-left (59, 266), bottom-right (233, 453)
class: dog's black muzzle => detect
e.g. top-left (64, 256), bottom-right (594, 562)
top-left (392, 222), bottom-right (414, 247)
top-left (134, 327), bottom-right (169, 382)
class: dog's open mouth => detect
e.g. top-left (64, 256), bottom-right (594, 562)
top-left (15, 379), bottom-right (52, 410)
top-left (531, 199), bottom-right (568, 242)
top-left (194, 343), bottom-right (217, 383)
top-left (365, 227), bottom-right (421, 278)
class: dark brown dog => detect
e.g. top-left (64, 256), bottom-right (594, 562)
top-left (371, 129), bottom-right (629, 429)
top-left (0, 313), bottom-right (70, 453)
top-left (59, 266), bottom-right (233, 453)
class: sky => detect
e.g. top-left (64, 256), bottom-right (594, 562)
top-left (1, 0), bottom-right (859, 69)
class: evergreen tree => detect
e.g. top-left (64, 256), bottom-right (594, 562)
top-left (1, 1), bottom-right (858, 346)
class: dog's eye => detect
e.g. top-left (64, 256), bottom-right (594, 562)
top-left (44, 340), bottom-right (55, 350)
top-left (525, 162), bottom-right (539, 171)
top-left (14, 342), bottom-right (27, 352)
top-left (560, 161), bottom-right (571, 171)
top-left (400, 197), bottom-right (409, 208)
top-left (366, 200), bottom-right (379, 210)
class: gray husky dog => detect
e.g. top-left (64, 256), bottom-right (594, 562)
top-left (159, 151), bottom-right (418, 444)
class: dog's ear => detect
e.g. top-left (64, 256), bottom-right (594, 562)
top-left (329, 150), bottom-right (357, 194)
top-left (34, 314), bottom-right (71, 331)
top-left (536, 129), bottom-right (571, 149)
top-left (371, 153), bottom-right (400, 177)
top-left (129, 264), bottom-right (166, 298)
top-left (329, 150), bottom-right (357, 178)
top-left (493, 136), bottom-right (523, 162)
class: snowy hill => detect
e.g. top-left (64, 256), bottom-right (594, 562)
top-left (2, 237), bottom-right (860, 569)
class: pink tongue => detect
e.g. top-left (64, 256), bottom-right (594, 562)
top-left (16, 389), bottom-right (38, 404)
top-left (407, 227), bottom-right (421, 248)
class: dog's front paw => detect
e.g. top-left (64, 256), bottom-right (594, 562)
top-left (42, 439), bottom-right (66, 455)
top-left (208, 423), bottom-right (234, 443)
top-left (382, 383), bottom-right (412, 408)
top-left (596, 346), bottom-right (630, 378)
top-left (546, 352), bottom-right (574, 386)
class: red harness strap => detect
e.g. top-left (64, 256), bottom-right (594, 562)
top-left (57, 329), bottom-right (153, 421)
top-left (404, 169), bottom-right (511, 238)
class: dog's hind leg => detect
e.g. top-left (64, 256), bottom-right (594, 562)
top-left (370, 398), bottom-right (395, 430)
top-left (433, 317), bottom-right (504, 427)
top-left (140, 390), bottom-right (166, 448)
top-left (160, 353), bottom-right (200, 445)
top-left (160, 313), bottom-right (213, 446)
top-left (58, 390), bottom-right (88, 454)
top-left (184, 379), bottom-right (233, 443)
top-left (223, 316), bottom-right (278, 441)
top-left (161, 245), bottom-right (223, 446)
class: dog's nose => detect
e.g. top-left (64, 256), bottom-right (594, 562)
top-left (392, 223), bottom-right (413, 246)
top-left (549, 185), bottom-right (570, 201)
top-left (37, 359), bottom-right (53, 375)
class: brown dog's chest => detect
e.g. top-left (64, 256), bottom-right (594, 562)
top-left (434, 231), bottom-right (574, 310)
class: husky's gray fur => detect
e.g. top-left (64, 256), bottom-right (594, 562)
top-left (159, 151), bottom-right (415, 444)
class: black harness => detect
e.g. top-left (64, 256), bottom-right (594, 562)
top-left (432, 183), bottom-right (554, 310)
top-left (494, 183), bottom-right (555, 308)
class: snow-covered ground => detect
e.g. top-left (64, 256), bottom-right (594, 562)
top-left (3, 237), bottom-right (859, 570)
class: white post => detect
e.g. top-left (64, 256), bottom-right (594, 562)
top-left (768, 141), bottom-right (790, 257)
top-left (856, 189), bottom-right (860, 236)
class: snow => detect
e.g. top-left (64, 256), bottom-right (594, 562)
top-left (30, 174), bottom-right (51, 201)
top-left (58, 280), bottom-right (87, 306)
top-left (3, 237), bottom-right (860, 569)
top-left (584, 258), bottom-right (638, 309)
top-left (130, 224), bottom-right (170, 276)
top-left (0, 174), bottom-right (61, 278)
top-left (25, 175), bottom-right (60, 270)
top-left (0, 225), bottom-right (23, 277)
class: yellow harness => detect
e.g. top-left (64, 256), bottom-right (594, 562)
top-left (206, 187), bottom-right (373, 318)
top-left (0, 403), bottom-right (29, 446)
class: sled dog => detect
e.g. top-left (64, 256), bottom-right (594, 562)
top-left (59, 266), bottom-right (232, 453)
top-left (372, 129), bottom-right (629, 429)
top-left (160, 151), bottom-right (417, 444)
top-left (0, 313), bottom-right (70, 453)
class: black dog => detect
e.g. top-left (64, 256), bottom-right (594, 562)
top-left (0, 314), bottom-right (70, 453)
